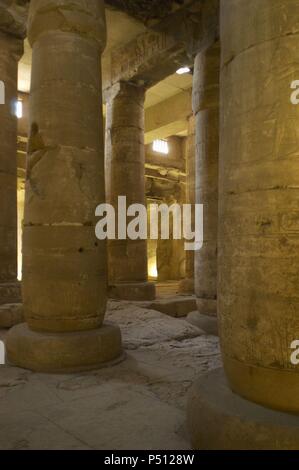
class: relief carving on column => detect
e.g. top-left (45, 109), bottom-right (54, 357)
top-left (111, 31), bottom-right (176, 85)
top-left (0, 0), bottom-right (28, 38)
top-left (106, 0), bottom-right (185, 23)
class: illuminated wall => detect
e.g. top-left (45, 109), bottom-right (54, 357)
top-left (17, 179), bottom-right (25, 280)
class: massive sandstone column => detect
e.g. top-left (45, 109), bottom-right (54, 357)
top-left (189, 43), bottom-right (219, 334)
top-left (6, 0), bottom-right (122, 372)
top-left (218, 0), bottom-right (299, 413)
top-left (105, 82), bottom-right (156, 301)
top-left (0, 3), bottom-right (25, 328)
top-left (179, 115), bottom-right (195, 294)
top-left (187, 0), bottom-right (299, 451)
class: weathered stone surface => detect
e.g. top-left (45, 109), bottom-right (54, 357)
top-left (148, 0), bottom-right (219, 62)
top-left (106, 0), bottom-right (185, 23)
top-left (187, 311), bottom-right (218, 336)
top-left (144, 90), bottom-right (192, 145)
top-left (219, 0), bottom-right (299, 413)
top-left (7, 0), bottom-right (123, 372)
top-left (179, 115), bottom-right (195, 294)
top-left (0, 304), bottom-right (23, 329)
top-left (0, 6), bottom-right (24, 326)
top-left (0, 302), bottom-right (220, 450)
top-left (0, 0), bottom-right (28, 39)
top-left (27, 0), bottom-right (106, 49)
top-left (157, 236), bottom-right (186, 283)
top-left (21, 0), bottom-right (108, 333)
top-left (102, 18), bottom-right (193, 92)
top-left (187, 368), bottom-right (299, 450)
top-left (106, 0), bottom-right (219, 66)
top-left (105, 81), bottom-right (155, 300)
top-left (155, 280), bottom-right (180, 298)
top-left (193, 42), bottom-right (219, 318)
top-left (0, 282), bottom-right (21, 306)
top-left (178, 278), bottom-right (194, 295)
top-left (0, 31), bottom-right (23, 288)
top-left (109, 282), bottom-right (156, 302)
top-left (146, 297), bottom-right (197, 318)
top-left (6, 323), bottom-right (123, 373)
top-left (185, 0), bottom-right (219, 57)
top-left (106, 301), bottom-right (207, 350)
top-left (155, 193), bottom-right (186, 283)
top-left (102, 18), bottom-right (191, 91)
top-left (196, 298), bottom-right (217, 317)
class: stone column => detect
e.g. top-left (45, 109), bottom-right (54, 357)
top-left (188, 43), bottom-right (220, 334)
top-left (156, 195), bottom-right (185, 283)
top-left (6, 0), bottom-right (122, 373)
top-left (219, 0), bottom-right (299, 413)
top-left (0, 3), bottom-right (25, 328)
top-left (187, 0), bottom-right (299, 450)
top-left (179, 115), bottom-right (195, 294)
top-left (105, 82), bottom-right (156, 301)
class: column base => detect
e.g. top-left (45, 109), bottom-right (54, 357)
top-left (187, 368), bottom-right (299, 450)
top-left (109, 282), bottom-right (156, 301)
top-left (196, 297), bottom-right (217, 316)
top-left (5, 322), bottom-right (123, 373)
top-left (178, 278), bottom-right (194, 294)
top-left (0, 282), bottom-right (21, 305)
top-left (223, 355), bottom-right (299, 414)
top-left (0, 303), bottom-right (23, 328)
top-left (0, 282), bottom-right (23, 328)
top-left (187, 311), bottom-right (218, 336)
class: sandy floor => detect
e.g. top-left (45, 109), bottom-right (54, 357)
top-left (0, 301), bottom-right (221, 450)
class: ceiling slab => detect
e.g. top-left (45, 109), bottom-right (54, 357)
top-left (145, 72), bottom-right (192, 108)
top-left (18, 8), bottom-right (147, 93)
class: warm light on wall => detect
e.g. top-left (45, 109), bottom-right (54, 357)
top-left (15, 99), bottom-right (23, 119)
top-left (176, 67), bottom-right (191, 75)
top-left (153, 139), bottom-right (169, 155)
top-left (17, 185), bottom-right (25, 281)
top-left (148, 258), bottom-right (158, 279)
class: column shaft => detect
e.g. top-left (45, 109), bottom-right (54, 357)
top-left (105, 82), bottom-right (155, 300)
top-left (194, 43), bottom-right (220, 317)
top-left (219, 0), bottom-right (299, 412)
top-left (179, 115), bottom-right (195, 293)
top-left (0, 9), bottom-right (24, 326)
top-left (0, 34), bottom-right (19, 287)
top-left (6, 0), bottom-right (122, 372)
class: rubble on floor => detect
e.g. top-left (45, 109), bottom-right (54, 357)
top-left (0, 302), bottom-right (221, 450)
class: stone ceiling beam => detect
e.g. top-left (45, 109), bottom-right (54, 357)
top-left (145, 89), bottom-right (192, 144)
top-left (105, 1), bottom-right (191, 24)
top-left (103, 29), bottom-right (190, 92)
top-left (105, 0), bottom-right (219, 58)
top-left (149, 0), bottom-right (219, 57)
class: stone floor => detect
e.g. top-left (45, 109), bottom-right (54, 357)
top-left (0, 301), bottom-right (221, 450)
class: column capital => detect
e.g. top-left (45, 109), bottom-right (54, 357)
top-left (27, 0), bottom-right (106, 50)
top-left (192, 42), bottom-right (220, 115)
top-left (104, 81), bottom-right (146, 105)
top-left (0, 0), bottom-right (28, 39)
